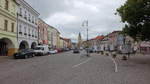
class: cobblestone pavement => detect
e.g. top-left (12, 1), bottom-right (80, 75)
top-left (0, 51), bottom-right (150, 84)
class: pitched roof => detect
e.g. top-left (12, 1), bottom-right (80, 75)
top-left (91, 36), bottom-right (104, 40)
top-left (60, 37), bottom-right (71, 42)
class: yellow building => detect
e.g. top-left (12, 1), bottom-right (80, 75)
top-left (56, 32), bottom-right (60, 48)
top-left (0, 0), bottom-right (18, 56)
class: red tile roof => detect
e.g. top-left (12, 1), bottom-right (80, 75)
top-left (60, 37), bottom-right (71, 42)
top-left (91, 36), bottom-right (104, 40)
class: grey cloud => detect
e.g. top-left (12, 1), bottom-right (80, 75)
top-left (25, 0), bottom-right (126, 42)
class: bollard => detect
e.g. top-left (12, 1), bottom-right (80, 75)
top-left (106, 53), bottom-right (109, 56)
top-left (112, 54), bottom-right (117, 58)
top-left (101, 51), bottom-right (104, 55)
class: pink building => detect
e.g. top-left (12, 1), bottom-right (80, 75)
top-left (38, 19), bottom-right (48, 45)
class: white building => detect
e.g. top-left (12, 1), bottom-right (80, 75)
top-left (17, 0), bottom-right (40, 50)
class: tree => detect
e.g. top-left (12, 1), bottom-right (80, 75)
top-left (117, 0), bottom-right (150, 41)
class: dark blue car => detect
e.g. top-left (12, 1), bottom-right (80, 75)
top-left (14, 49), bottom-right (35, 59)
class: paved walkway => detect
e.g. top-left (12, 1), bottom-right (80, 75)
top-left (0, 52), bottom-right (150, 84)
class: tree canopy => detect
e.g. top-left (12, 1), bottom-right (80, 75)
top-left (117, 0), bottom-right (150, 41)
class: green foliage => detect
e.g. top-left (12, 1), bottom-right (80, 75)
top-left (117, 0), bottom-right (150, 41)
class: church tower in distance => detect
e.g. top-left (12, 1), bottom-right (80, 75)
top-left (78, 32), bottom-right (82, 48)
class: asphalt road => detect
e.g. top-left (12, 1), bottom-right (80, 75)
top-left (0, 51), bottom-right (150, 84)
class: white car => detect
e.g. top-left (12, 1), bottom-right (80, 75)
top-left (34, 45), bottom-right (49, 56)
top-left (48, 49), bottom-right (58, 54)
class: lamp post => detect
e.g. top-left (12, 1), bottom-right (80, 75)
top-left (82, 20), bottom-right (90, 57)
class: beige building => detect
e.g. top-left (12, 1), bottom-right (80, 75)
top-left (0, 0), bottom-right (18, 56)
top-left (47, 25), bottom-right (60, 48)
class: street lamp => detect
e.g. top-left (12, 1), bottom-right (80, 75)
top-left (82, 20), bottom-right (90, 57)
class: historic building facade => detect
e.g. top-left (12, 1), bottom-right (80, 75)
top-left (47, 25), bottom-right (52, 47)
top-left (0, 0), bottom-right (18, 56)
top-left (17, 0), bottom-right (40, 50)
top-left (60, 37), bottom-right (72, 49)
top-left (38, 19), bottom-right (48, 45)
top-left (51, 28), bottom-right (60, 48)
top-left (47, 25), bottom-right (60, 48)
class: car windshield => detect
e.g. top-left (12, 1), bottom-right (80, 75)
top-left (50, 49), bottom-right (54, 51)
top-left (19, 49), bottom-right (29, 53)
top-left (34, 47), bottom-right (44, 50)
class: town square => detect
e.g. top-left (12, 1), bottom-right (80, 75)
top-left (0, 0), bottom-right (150, 84)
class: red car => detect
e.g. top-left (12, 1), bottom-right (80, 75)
top-left (56, 48), bottom-right (62, 53)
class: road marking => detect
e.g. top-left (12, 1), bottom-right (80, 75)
top-left (110, 57), bottom-right (118, 72)
top-left (72, 58), bottom-right (92, 68)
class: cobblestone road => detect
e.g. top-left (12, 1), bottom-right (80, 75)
top-left (0, 51), bottom-right (150, 84)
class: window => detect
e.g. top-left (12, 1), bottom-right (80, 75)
top-left (19, 24), bottom-right (22, 34)
top-left (0, 0), bottom-right (2, 7)
top-left (4, 20), bottom-right (8, 31)
top-left (24, 11), bottom-right (27, 19)
top-left (32, 16), bottom-right (34, 23)
top-left (28, 14), bottom-right (31, 21)
top-left (32, 30), bottom-right (34, 37)
top-left (5, 0), bottom-right (9, 10)
top-left (28, 28), bottom-right (31, 36)
top-left (35, 31), bottom-right (37, 38)
top-left (20, 8), bottom-right (22, 16)
top-left (24, 27), bottom-right (27, 35)
top-left (11, 23), bottom-right (14, 32)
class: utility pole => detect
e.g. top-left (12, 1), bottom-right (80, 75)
top-left (82, 20), bottom-right (90, 57)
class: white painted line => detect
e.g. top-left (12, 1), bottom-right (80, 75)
top-left (110, 57), bottom-right (118, 72)
top-left (72, 58), bottom-right (92, 68)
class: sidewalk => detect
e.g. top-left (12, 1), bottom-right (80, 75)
top-left (0, 56), bottom-right (13, 63)
top-left (113, 53), bottom-right (150, 73)
top-left (115, 53), bottom-right (150, 65)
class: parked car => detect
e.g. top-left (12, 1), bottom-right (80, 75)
top-left (73, 48), bottom-right (80, 53)
top-left (14, 49), bottom-right (35, 59)
top-left (34, 45), bottom-right (49, 56)
top-left (63, 48), bottom-right (70, 51)
top-left (48, 49), bottom-right (58, 54)
top-left (56, 48), bottom-right (63, 53)
top-left (88, 48), bottom-right (94, 53)
top-left (85, 48), bottom-right (94, 53)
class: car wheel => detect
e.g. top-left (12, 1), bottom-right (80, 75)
top-left (25, 55), bottom-right (28, 59)
top-left (41, 53), bottom-right (44, 56)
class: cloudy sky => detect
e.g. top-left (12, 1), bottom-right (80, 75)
top-left (26, 0), bottom-right (126, 42)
